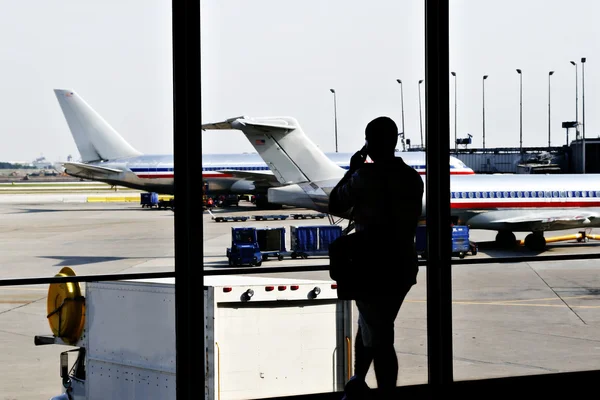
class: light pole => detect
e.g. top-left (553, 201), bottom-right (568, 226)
top-left (570, 60), bottom-right (578, 141)
top-left (396, 79), bottom-right (405, 138)
top-left (548, 71), bottom-right (554, 148)
top-left (516, 69), bottom-right (523, 153)
top-left (329, 88), bottom-right (338, 153)
top-left (483, 75), bottom-right (488, 149)
top-left (581, 57), bottom-right (586, 173)
top-left (451, 71), bottom-right (457, 153)
top-left (418, 79), bottom-right (424, 148)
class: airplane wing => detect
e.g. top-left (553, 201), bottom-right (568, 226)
top-left (63, 161), bottom-right (122, 177)
top-left (216, 169), bottom-right (280, 187)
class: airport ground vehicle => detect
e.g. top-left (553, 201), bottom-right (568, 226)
top-left (140, 191), bottom-right (159, 208)
top-left (226, 227), bottom-right (263, 266)
top-left (290, 225), bottom-right (342, 259)
top-left (256, 227), bottom-right (286, 260)
top-left (416, 225), bottom-right (478, 259)
top-left (35, 269), bottom-right (352, 400)
top-left (141, 192), bottom-right (175, 210)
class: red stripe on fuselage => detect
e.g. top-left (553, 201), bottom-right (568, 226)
top-left (452, 200), bottom-right (600, 209)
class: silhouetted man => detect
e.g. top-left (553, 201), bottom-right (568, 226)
top-left (329, 116), bottom-right (424, 399)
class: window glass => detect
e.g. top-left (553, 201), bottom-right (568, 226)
top-left (202, 0), bottom-right (428, 394)
top-left (0, 1), bottom-right (174, 397)
top-left (451, 0), bottom-right (599, 384)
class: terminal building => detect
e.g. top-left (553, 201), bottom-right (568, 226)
top-left (422, 138), bottom-right (600, 175)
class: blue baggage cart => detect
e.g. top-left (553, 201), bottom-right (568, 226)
top-left (256, 227), bottom-right (286, 261)
top-left (140, 192), bottom-right (159, 208)
top-left (416, 225), bottom-right (477, 259)
top-left (451, 225), bottom-right (471, 258)
top-left (290, 225), bottom-right (342, 259)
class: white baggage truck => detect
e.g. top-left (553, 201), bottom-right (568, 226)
top-left (36, 268), bottom-right (353, 400)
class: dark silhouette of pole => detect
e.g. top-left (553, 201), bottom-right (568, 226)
top-left (483, 75), bottom-right (488, 149)
top-left (516, 69), bottom-right (523, 153)
top-left (418, 79), bottom-right (424, 148)
top-left (570, 60), bottom-right (578, 142)
top-left (451, 72), bottom-right (457, 153)
top-left (548, 71), bottom-right (554, 148)
top-left (396, 79), bottom-right (405, 139)
top-left (329, 88), bottom-right (338, 153)
top-left (582, 57), bottom-right (586, 173)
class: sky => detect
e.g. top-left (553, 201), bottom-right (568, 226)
top-left (0, 0), bottom-right (598, 163)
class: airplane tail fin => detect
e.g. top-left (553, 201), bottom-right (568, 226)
top-left (54, 89), bottom-right (142, 162)
top-left (201, 116), bottom-right (344, 185)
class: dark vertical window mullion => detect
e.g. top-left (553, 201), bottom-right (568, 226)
top-left (425, 0), bottom-right (453, 387)
top-left (173, 1), bottom-right (203, 399)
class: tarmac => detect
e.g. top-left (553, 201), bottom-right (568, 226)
top-left (2, 192), bottom-right (600, 398)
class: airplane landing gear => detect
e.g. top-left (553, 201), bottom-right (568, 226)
top-left (495, 231), bottom-right (517, 248)
top-left (524, 232), bottom-right (546, 251)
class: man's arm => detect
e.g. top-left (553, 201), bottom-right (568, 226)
top-left (329, 169), bottom-right (356, 215)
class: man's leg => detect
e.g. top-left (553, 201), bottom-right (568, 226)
top-left (354, 324), bottom-right (374, 380)
top-left (370, 284), bottom-right (413, 392)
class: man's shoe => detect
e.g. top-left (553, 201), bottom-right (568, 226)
top-left (341, 376), bottom-right (370, 399)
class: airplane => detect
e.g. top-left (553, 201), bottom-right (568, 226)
top-left (53, 89), bottom-right (473, 208)
top-left (201, 115), bottom-right (600, 251)
top-left (203, 151), bottom-right (473, 206)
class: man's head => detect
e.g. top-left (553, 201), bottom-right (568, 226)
top-left (365, 116), bottom-right (398, 162)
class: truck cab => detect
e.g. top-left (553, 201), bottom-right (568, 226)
top-left (226, 227), bottom-right (263, 266)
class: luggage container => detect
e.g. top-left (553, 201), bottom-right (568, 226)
top-left (256, 227), bottom-right (286, 261)
top-left (290, 225), bottom-right (342, 259)
top-left (140, 192), bottom-right (159, 208)
top-left (416, 224), bottom-right (478, 259)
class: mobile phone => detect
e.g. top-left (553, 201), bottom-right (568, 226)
top-left (360, 141), bottom-right (368, 157)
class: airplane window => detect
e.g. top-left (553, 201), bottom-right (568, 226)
top-left (553, 191), bottom-right (559, 198)
top-left (560, 191), bottom-right (565, 198)
top-left (451, 192), bottom-right (456, 199)
top-left (510, 191), bottom-right (515, 198)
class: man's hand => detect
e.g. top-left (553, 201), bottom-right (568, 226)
top-left (349, 150), bottom-right (366, 173)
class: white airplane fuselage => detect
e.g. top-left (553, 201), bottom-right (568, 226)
top-left (74, 155), bottom-right (175, 194)
top-left (271, 174), bottom-right (600, 232)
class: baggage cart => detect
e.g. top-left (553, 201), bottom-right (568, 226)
top-left (290, 225), bottom-right (342, 259)
top-left (290, 213), bottom-right (327, 220)
top-left (254, 214), bottom-right (289, 221)
top-left (416, 225), bottom-right (478, 259)
top-left (256, 227), bottom-right (286, 261)
top-left (140, 192), bottom-right (159, 208)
